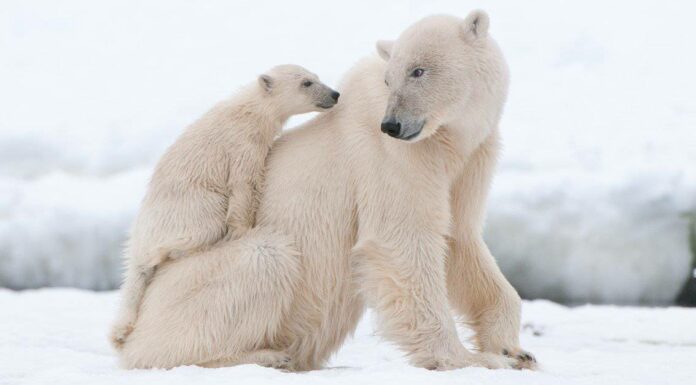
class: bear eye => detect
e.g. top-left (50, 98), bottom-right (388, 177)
top-left (411, 68), bottom-right (425, 78)
top-left (384, 79), bottom-right (389, 87)
top-left (302, 80), bottom-right (313, 87)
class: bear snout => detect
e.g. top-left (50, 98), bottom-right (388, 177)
top-left (381, 120), bottom-right (401, 137)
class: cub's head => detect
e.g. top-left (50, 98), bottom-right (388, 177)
top-left (258, 65), bottom-right (340, 116)
top-left (376, 11), bottom-right (508, 142)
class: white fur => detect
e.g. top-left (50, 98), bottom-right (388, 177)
top-left (118, 12), bottom-right (536, 371)
top-left (110, 65), bottom-right (337, 349)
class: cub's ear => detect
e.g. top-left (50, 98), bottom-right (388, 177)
top-left (376, 40), bottom-right (394, 61)
top-left (258, 74), bottom-right (273, 93)
top-left (461, 9), bottom-right (490, 41)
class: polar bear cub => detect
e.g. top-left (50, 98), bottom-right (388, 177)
top-left (110, 65), bottom-right (339, 349)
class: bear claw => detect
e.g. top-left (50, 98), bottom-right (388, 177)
top-left (501, 348), bottom-right (537, 370)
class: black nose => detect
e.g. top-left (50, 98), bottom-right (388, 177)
top-left (381, 120), bottom-right (401, 137)
top-left (331, 91), bottom-right (340, 101)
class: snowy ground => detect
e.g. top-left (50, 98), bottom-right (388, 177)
top-left (1, 0), bottom-right (695, 303)
top-left (1, 289), bottom-right (695, 385)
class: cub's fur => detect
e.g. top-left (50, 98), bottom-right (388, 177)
top-left (110, 65), bottom-right (339, 349)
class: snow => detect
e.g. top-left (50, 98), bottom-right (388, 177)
top-left (1, 289), bottom-right (695, 385)
top-left (0, 171), bottom-right (147, 289)
top-left (1, 0), bottom-right (695, 302)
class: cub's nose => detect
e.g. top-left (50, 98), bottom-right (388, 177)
top-left (381, 120), bottom-right (401, 137)
top-left (331, 91), bottom-right (340, 101)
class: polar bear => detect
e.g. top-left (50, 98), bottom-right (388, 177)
top-left (118, 11), bottom-right (535, 371)
top-left (110, 65), bottom-right (339, 349)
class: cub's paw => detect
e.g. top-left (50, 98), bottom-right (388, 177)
top-left (502, 347), bottom-right (537, 370)
top-left (109, 320), bottom-right (135, 350)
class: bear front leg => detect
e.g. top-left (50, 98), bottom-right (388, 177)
top-left (352, 240), bottom-right (516, 370)
top-left (446, 235), bottom-right (536, 369)
top-left (447, 131), bottom-right (536, 369)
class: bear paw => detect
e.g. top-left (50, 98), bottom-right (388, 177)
top-left (109, 319), bottom-right (135, 350)
top-left (261, 351), bottom-right (295, 371)
top-left (419, 352), bottom-right (517, 370)
top-left (465, 352), bottom-right (518, 369)
top-left (502, 347), bottom-right (538, 370)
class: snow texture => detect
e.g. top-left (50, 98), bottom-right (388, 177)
top-left (1, 289), bottom-right (695, 385)
top-left (1, 0), bottom-right (695, 303)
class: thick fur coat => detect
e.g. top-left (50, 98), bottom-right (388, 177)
top-left (117, 12), bottom-right (535, 371)
top-left (110, 65), bottom-right (338, 348)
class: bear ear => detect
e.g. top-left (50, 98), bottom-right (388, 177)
top-left (461, 9), bottom-right (490, 41)
top-left (258, 74), bottom-right (273, 93)
top-left (376, 40), bottom-right (394, 61)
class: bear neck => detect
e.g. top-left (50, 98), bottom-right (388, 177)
top-left (216, 85), bottom-right (290, 143)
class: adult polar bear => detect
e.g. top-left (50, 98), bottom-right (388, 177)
top-left (120, 11), bottom-right (535, 371)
